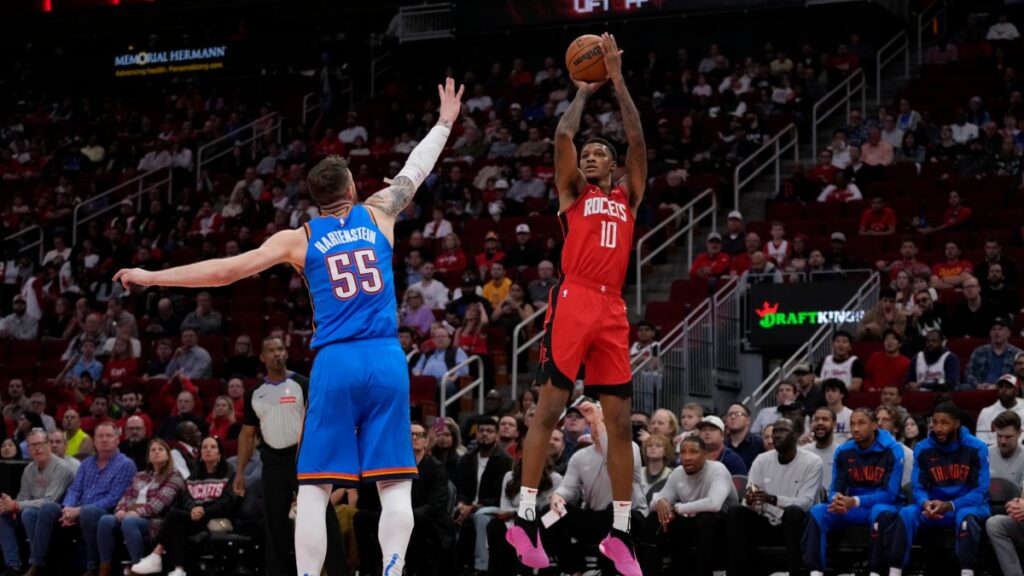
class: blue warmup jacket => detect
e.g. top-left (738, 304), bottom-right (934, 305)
top-left (910, 426), bottom-right (989, 510)
top-left (830, 428), bottom-right (904, 507)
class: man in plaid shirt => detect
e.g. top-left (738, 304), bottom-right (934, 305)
top-left (22, 421), bottom-right (136, 576)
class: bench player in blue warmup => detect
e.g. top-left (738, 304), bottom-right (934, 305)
top-left (115, 77), bottom-right (464, 576)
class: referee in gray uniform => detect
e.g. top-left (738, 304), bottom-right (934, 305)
top-left (233, 336), bottom-right (346, 576)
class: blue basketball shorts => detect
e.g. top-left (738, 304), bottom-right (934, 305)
top-left (296, 338), bottom-right (418, 486)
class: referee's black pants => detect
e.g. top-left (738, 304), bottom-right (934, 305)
top-left (726, 505), bottom-right (806, 576)
top-left (644, 510), bottom-right (725, 576)
top-left (261, 447), bottom-right (347, 576)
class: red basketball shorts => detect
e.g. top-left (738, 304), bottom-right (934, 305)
top-left (537, 276), bottom-right (632, 396)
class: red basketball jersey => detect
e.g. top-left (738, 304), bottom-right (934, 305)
top-left (559, 184), bottom-right (635, 290)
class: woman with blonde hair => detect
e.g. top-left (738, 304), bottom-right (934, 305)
top-left (455, 301), bottom-right (489, 356)
top-left (207, 395), bottom-right (241, 440)
top-left (643, 434), bottom-right (676, 505)
top-left (399, 288), bottom-right (434, 338)
top-left (434, 233), bottom-right (468, 280)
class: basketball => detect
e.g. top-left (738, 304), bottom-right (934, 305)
top-left (565, 34), bottom-right (607, 82)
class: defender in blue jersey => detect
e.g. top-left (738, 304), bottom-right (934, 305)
top-left (876, 401), bottom-right (990, 575)
top-left (801, 408), bottom-right (904, 576)
top-left (115, 78), bottom-right (465, 576)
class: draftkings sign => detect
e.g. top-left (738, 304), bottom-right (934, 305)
top-left (747, 281), bottom-right (866, 349)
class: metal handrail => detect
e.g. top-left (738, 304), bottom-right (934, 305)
top-left (72, 168), bottom-right (173, 245)
top-left (4, 225), bottom-right (44, 262)
top-left (397, 3), bottom-right (454, 43)
top-left (370, 51), bottom-right (393, 98)
top-left (744, 272), bottom-right (880, 411)
top-left (301, 78), bottom-right (355, 125)
top-left (440, 354), bottom-right (485, 419)
top-left (876, 30), bottom-right (910, 104)
top-left (195, 112), bottom-right (281, 186)
top-left (732, 123), bottom-right (799, 209)
top-left (812, 68), bottom-right (866, 161)
top-left (634, 187), bottom-right (716, 312)
top-left (918, 0), bottom-right (949, 66)
top-left (509, 304), bottom-right (548, 402)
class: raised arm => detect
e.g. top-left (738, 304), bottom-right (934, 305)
top-left (113, 227), bottom-right (306, 289)
top-left (365, 77), bottom-right (463, 240)
top-left (555, 81), bottom-right (600, 210)
top-left (602, 33), bottom-right (647, 213)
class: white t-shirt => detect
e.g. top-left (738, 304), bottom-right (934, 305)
top-left (423, 219), bottom-right (453, 240)
top-left (801, 439), bottom-right (839, 491)
top-left (408, 279), bottom-right (450, 310)
top-left (475, 455), bottom-right (490, 503)
top-left (832, 406), bottom-right (853, 443)
top-left (976, 400), bottom-right (1024, 447)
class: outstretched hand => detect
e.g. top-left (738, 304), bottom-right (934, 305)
top-left (113, 268), bottom-right (154, 289)
top-left (437, 77), bottom-right (465, 127)
top-left (600, 32), bottom-right (624, 81)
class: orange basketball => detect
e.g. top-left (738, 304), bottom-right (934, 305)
top-left (565, 34), bottom-right (607, 83)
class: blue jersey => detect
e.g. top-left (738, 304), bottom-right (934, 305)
top-left (830, 429), bottom-right (904, 507)
top-left (303, 205), bottom-right (397, 349)
top-left (910, 425), bottom-right (989, 511)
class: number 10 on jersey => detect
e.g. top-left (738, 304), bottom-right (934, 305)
top-left (326, 248), bottom-right (383, 299)
top-left (600, 221), bottom-right (618, 249)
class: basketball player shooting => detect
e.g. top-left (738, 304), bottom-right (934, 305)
top-left (114, 77), bottom-right (464, 576)
top-left (506, 33), bottom-right (646, 576)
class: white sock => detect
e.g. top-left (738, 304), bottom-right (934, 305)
top-left (811, 571), bottom-right (823, 576)
top-left (517, 487), bottom-right (538, 521)
top-left (888, 569), bottom-right (902, 576)
top-left (295, 484), bottom-right (331, 576)
top-left (961, 570), bottom-right (974, 576)
top-left (612, 501), bottom-right (631, 532)
top-left (377, 479), bottom-right (414, 576)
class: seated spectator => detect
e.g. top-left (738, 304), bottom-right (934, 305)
top-left (801, 407), bottom-right (839, 491)
top-left (977, 237), bottom-right (1020, 288)
top-left (823, 379), bottom-right (854, 442)
top-left (207, 396), bottom-right (241, 441)
top-left (435, 233), bottom-right (468, 281)
top-left (727, 419), bottom-right (822, 576)
top-left (453, 417), bottom-right (512, 574)
top-left (630, 320), bottom-right (660, 371)
top-left (169, 421), bottom-right (202, 481)
top-left (965, 318), bottom-right (1022, 389)
top-left (49, 430), bottom-right (80, 474)
top-left (647, 435), bottom-right (737, 574)
top-left (823, 233), bottom-right (863, 273)
top-left (951, 108), bottom-right (979, 144)
top-left (223, 335), bottom-right (259, 379)
top-left (696, 416), bottom-right (747, 475)
top-left (2, 379), bottom-right (30, 421)
top-left (861, 127), bottom-right (894, 166)
top-left (119, 415), bottom-right (151, 471)
top-left (164, 330), bottom-right (213, 379)
top-left (27, 394), bottom-right (56, 433)
top-left (408, 262), bottom-right (450, 311)
top-left (896, 132), bottom-right (924, 163)
top-left (527, 260), bottom-right (557, 309)
top-left (504, 165), bottom-right (546, 213)
top-left (226, 378), bottom-right (245, 422)
top-left (63, 409), bottom-right (94, 459)
top-left (803, 408), bottom-right (904, 576)
top-left (729, 232), bottom-right (763, 277)
top-left (144, 339), bottom-right (175, 378)
top-left (487, 128), bottom-right (518, 159)
top-left (81, 395), bottom-right (113, 436)
top-left (482, 262), bottom-right (512, 310)
top-left (60, 337), bottom-right (104, 384)
top-left (907, 287), bottom-right (947, 343)
top-left (179, 292), bottom-right (222, 335)
top-left (817, 330), bottom-right (864, 391)
top-left (491, 283), bottom-right (534, 333)
top-left (145, 298), bottom-right (183, 338)
top-left (486, 446), bottom-right (560, 576)
top-left (96, 439), bottom-right (185, 573)
top-left (881, 115), bottom-right (904, 148)
top-left (723, 403), bottom-right (762, 470)
top-left (845, 145), bottom-right (884, 185)
top-left (157, 388), bottom-right (209, 441)
top-left (21, 422), bottom-right (136, 576)
top-left (504, 224), bottom-right (542, 273)
top-left (792, 363), bottom-right (826, 415)
top-left (130, 437), bottom-right (238, 576)
top-left (859, 197), bottom-right (896, 236)
top-left (984, 263), bottom-right (1021, 315)
top-left (988, 13), bottom-right (1021, 40)
top-left (906, 329), bottom-right (960, 390)
top-left (816, 171), bottom-right (862, 203)
top-left (641, 434), bottom-right (674, 504)
top-left (879, 238), bottom-right (931, 283)
top-left (102, 336), bottom-right (139, 383)
top-left (990, 411), bottom-right (1024, 488)
top-left (101, 297), bottom-right (138, 340)
top-left (931, 242), bottom-right (974, 290)
top-left (858, 288), bottom-right (907, 340)
top-left (976, 374), bottom-right (1024, 447)
top-left (422, 207), bottom-right (452, 241)
top-left (0, 294), bottom-right (37, 341)
top-left (986, 412), bottom-right (1024, 576)
top-left (874, 405), bottom-right (914, 485)
top-left (399, 289), bottom-right (434, 338)
top-left (540, 401), bottom-right (647, 576)
top-left (875, 402), bottom-right (988, 576)
top-left (864, 329), bottom-right (911, 391)
top-left (475, 232), bottom-right (506, 280)
top-left (0, 428), bottom-right (75, 574)
top-left (188, 202), bottom-right (224, 238)
top-left (412, 325), bottom-right (469, 399)
top-left (690, 233), bottom-right (731, 283)
top-left (516, 127), bottom-right (550, 159)
top-left (751, 380), bottom-right (797, 435)
top-left (948, 276), bottom-right (1006, 339)
top-left (828, 130), bottom-right (852, 168)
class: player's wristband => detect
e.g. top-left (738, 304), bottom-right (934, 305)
top-left (396, 123), bottom-right (451, 189)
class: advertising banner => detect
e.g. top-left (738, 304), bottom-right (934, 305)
top-left (747, 281), bottom-right (867, 349)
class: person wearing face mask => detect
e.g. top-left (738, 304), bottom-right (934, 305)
top-left (647, 435), bottom-right (738, 576)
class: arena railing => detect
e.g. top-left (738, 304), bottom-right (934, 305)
top-left (631, 276), bottom-right (740, 414)
top-left (301, 78), bottom-right (354, 126)
top-left (876, 30), bottom-right (910, 104)
top-left (440, 354), bottom-right (485, 419)
top-left (634, 187), bottom-right (716, 312)
top-left (732, 123), bottom-right (798, 210)
top-left (510, 304), bottom-right (547, 403)
top-left (917, 0), bottom-right (949, 66)
top-left (72, 167), bottom-right (174, 246)
top-left (3, 225), bottom-right (44, 263)
top-left (396, 3), bottom-right (454, 44)
top-left (195, 112), bottom-right (282, 187)
top-left (743, 271), bottom-right (880, 414)
top-left (812, 68), bottom-right (866, 161)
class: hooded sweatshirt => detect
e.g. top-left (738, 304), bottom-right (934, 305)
top-left (830, 428), bottom-right (904, 507)
top-left (910, 425), bottom-right (989, 512)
